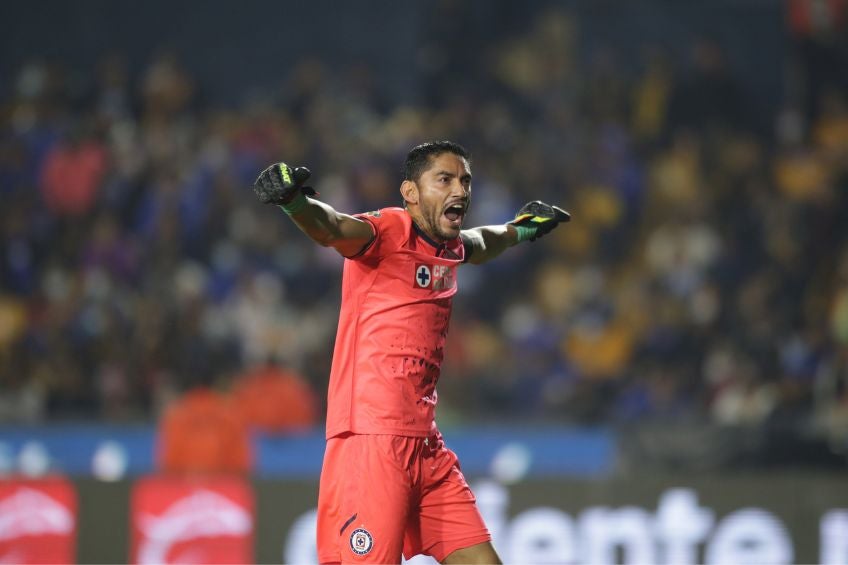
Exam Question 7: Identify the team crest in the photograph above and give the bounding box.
[413,263,456,290]
[350,528,373,555]
[414,265,432,288]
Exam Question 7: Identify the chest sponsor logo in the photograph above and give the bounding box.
[414,264,455,290]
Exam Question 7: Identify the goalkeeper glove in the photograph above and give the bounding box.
[253,163,316,206]
[510,200,571,242]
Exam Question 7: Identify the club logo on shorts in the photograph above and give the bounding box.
[350,528,374,555]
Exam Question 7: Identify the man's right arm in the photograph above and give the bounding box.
[253,162,374,258]
[286,196,375,258]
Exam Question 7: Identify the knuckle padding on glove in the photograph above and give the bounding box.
[254,162,309,205]
[511,200,571,241]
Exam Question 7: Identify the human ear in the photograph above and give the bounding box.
[400,180,419,206]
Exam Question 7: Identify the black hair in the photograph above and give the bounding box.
[403,140,471,182]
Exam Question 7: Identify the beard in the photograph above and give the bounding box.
[422,207,461,242]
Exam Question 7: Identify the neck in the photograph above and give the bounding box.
[406,210,447,247]
[406,207,445,244]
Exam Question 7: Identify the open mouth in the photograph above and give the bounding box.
[443,202,467,225]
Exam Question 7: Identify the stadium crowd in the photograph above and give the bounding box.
[1,5,847,461]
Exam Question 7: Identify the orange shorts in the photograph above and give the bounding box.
[316,431,491,564]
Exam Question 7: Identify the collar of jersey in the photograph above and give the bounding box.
[411,219,455,257]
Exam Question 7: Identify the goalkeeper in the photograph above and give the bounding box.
[254,141,569,565]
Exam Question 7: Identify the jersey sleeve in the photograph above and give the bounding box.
[459,232,475,263]
[348,208,407,262]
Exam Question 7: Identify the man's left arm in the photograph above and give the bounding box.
[461,224,519,265]
[461,200,570,265]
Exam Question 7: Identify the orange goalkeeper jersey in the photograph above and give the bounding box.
[325,207,465,439]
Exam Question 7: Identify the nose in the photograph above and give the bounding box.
[452,179,469,199]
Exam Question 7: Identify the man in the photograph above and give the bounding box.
[253,141,569,564]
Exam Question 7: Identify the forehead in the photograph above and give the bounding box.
[423,152,471,175]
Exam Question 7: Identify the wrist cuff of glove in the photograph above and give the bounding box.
[280,191,308,216]
[514,224,538,243]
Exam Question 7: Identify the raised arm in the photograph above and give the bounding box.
[254,163,374,257]
[461,224,520,265]
[462,200,571,265]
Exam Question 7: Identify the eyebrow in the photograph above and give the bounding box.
[434,170,473,182]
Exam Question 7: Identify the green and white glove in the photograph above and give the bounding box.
[510,200,571,242]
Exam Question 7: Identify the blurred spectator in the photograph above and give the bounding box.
[669,38,751,133]
[39,127,108,217]
[156,376,252,475]
[788,0,848,120]
[231,364,318,433]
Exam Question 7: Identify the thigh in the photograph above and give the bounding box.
[318,434,416,564]
[404,434,492,562]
